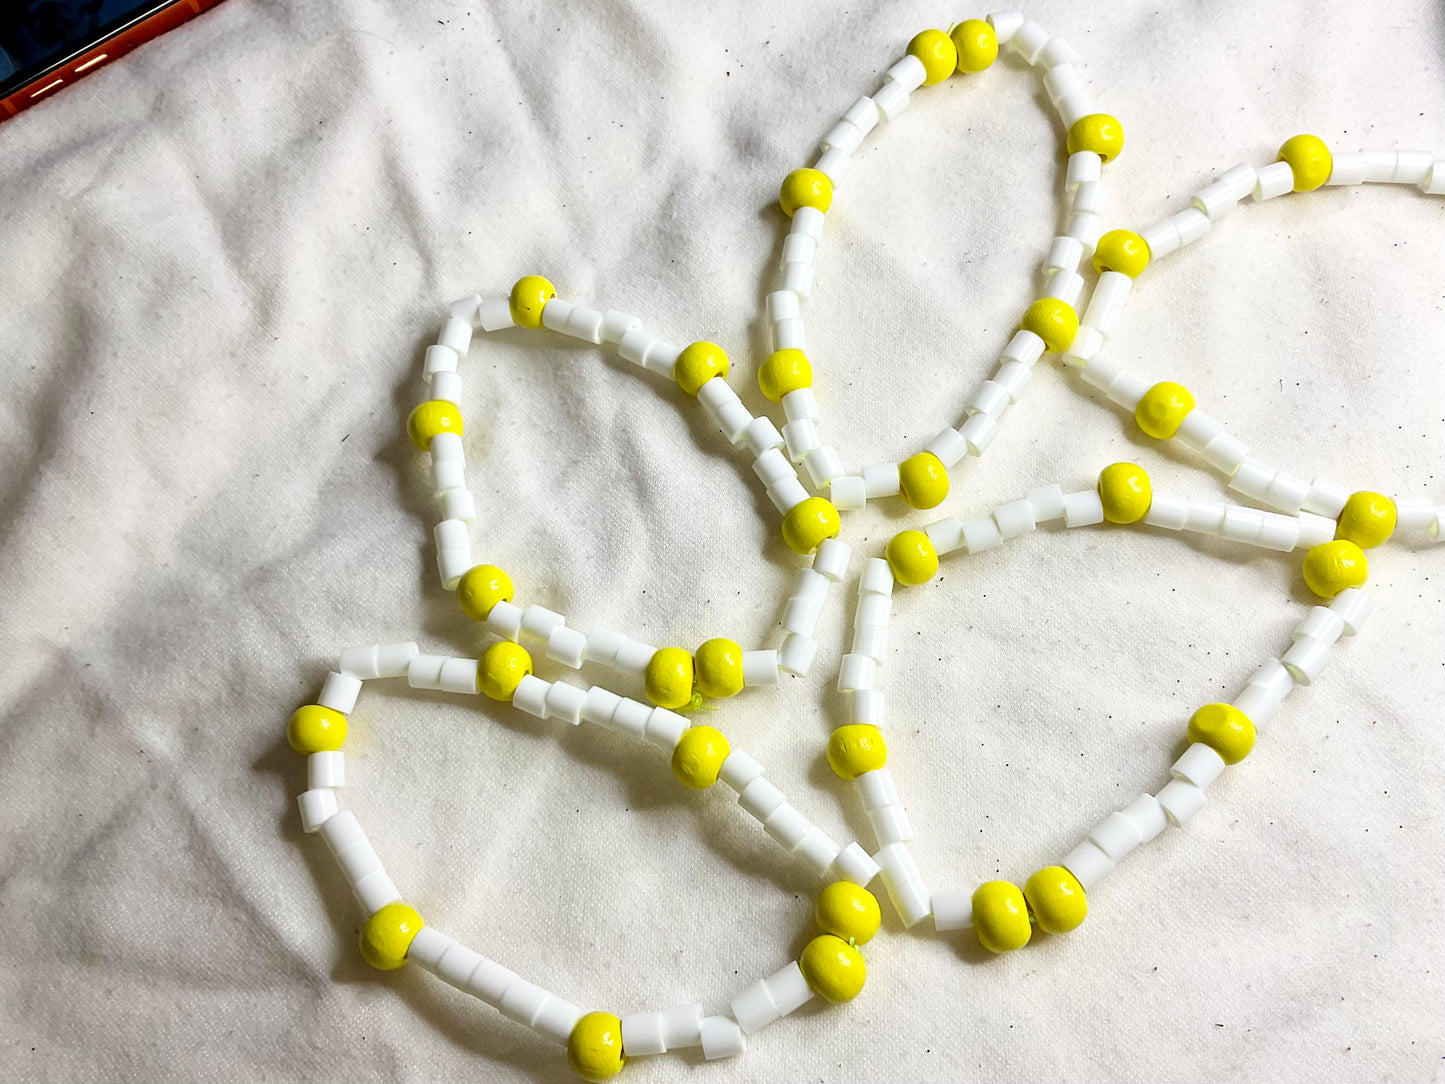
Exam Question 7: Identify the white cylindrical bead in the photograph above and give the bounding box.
[742,417,785,457]
[1120,793,1167,843]
[1007,19,1050,63]
[959,411,999,456]
[309,750,345,790]
[821,119,865,155]
[438,316,472,357]
[869,803,914,846]
[429,371,463,407]
[1045,235,1085,274]
[843,94,880,136]
[1063,490,1105,527]
[804,445,845,489]
[742,650,780,686]
[318,670,362,714]
[1281,636,1332,685]
[738,776,786,822]
[440,487,476,524]
[930,888,973,931]
[848,688,886,727]
[1066,209,1103,254]
[1082,270,1131,334]
[1087,811,1142,863]
[961,516,1003,554]
[778,633,817,676]
[546,625,587,669]
[298,788,338,833]
[768,476,811,514]
[762,802,813,850]
[814,537,851,582]
[1044,269,1084,309]
[872,79,909,120]
[477,296,514,331]
[512,674,550,719]
[992,498,1037,539]
[1156,779,1206,826]
[520,605,566,642]
[1330,588,1370,636]
[884,54,927,92]
[967,380,1011,419]
[1192,163,1257,219]
[925,427,969,468]
[1026,484,1066,522]
[1294,606,1345,645]
[782,418,820,462]
[718,749,764,792]
[543,680,587,724]
[1065,150,1101,189]
[986,11,1025,42]
[339,642,419,680]
[837,653,876,693]
[434,520,473,589]
[614,638,658,675]
[863,462,901,499]
[1138,218,1181,260]
[993,359,1031,402]
[1252,159,1296,200]
[925,517,964,556]
[700,1016,746,1061]
[859,558,893,596]
[407,654,480,695]
[1143,493,1189,530]
[874,842,931,927]
[423,344,459,380]
[1062,840,1114,889]
[831,841,881,886]
[1170,743,1226,789]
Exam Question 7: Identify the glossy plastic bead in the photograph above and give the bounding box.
[1134,382,1196,439]
[907,29,957,85]
[1020,297,1079,354]
[886,529,938,586]
[568,1012,627,1081]
[1302,540,1368,599]
[694,638,744,698]
[479,641,533,702]
[645,647,694,709]
[671,725,731,789]
[1066,114,1124,163]
[798,934,867,1002]
[781,497,841,555]
[406,400,463,450]
[1091,229,1150,277]
[1187,702,1256,764]
[1277,134,1332,192]
[758,349,813,402]
[509,275,556,328]
[779,169,833,217]
[897,452,949,510]
[674,342,730,396]
[826,724,887,780]
[1335,491,1397,549]
[1023,866,1088,934]
[972,880,1032,953]
[951,18,997,72]
[815,881,881,944]
[288,704,347,754]
[359,901,424,970]
[457,564,514,620]
[1098,462,1152,524]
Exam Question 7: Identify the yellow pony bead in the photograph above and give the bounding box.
[781,496,841,555]
[1066,113,1125,163]
[1302,539,1368,599]
[950,18,997,73]
[456,564,514,621]
[693,638,744,698]
[671,724,730,789]
[1092,229,1151,278]
[972,880,1032,953]
[358,901,424,970]
[1188,702,1257,765]
[645,647,694,709]
[799,934,867,1003]
[1020,297,1079,354]
[757,348,813,402]
[1023,866,1088,934]
[288,704,347,753]
[1134,381,1196,439]
[886,529,938,586]
[779,168,833,218]
[815,881,881,945]
[674,341,730,396]
[1097,462,1152,524]
[406,400,463,450]
[1277,134,1333,192]
[509,275,556,328]
[567,1012,626,1082]
[479,641,533,702]
[1336,491,1397,549]
[898,451,950,510]
[826,724,887,780]
[907,29,957,85]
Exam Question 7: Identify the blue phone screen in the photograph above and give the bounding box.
[1,1,169,97]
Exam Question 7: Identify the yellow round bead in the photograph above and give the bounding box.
[1134,381,1196,440]
[1188,702,1256,765]
[907,29,957,85]
[406,400,463,450]
[971,880,1032,953]
[693,638,744,698]
[815,881,882,945]
[898,451,949,510]
[1066,113,1125,163]
[886,529,938,586]
[288,704,347,753]
[674,341,729,396]
[758,349,813,402]
[509,275,556,328]
[358,901,424,970]
[1023,866,1088,934]
[779,168,833,218]
[479,641,533,702]
[1092,229,1151,278]
[950,19,997,73]
[1336,491,1397,549]
[1277,134,1333,192]
[799,934,867,1003]
[1097,462,1153,524]
[1302,539,1368,599]
[671,724,730,789]
[781,497,841,555]
[1020,297,1079,354]
[826,724,887,780]
[457,564,513,621]
[645,647,694,709]
[567,1012,626,1082]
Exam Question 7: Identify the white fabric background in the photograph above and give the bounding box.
[1,1,1442,1081]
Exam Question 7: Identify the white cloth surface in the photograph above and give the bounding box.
[1,1,1443,1081]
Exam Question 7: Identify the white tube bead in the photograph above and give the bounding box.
[1082,270,1131,334]
[1065,150,1101,189]
[1063,490,1105,527]
[477,296,514,331]
[1062,840,1114,889]
[1281,636,1332,685]
[1252,159,1296,200]
[1120,793,1167,843]
[1330,588,1370,636]
[423,344,458,380]
[339,642,419,680]
[1170,743,1226,789]
[986,12,1025,43]
[1156,779,1206,826]
[318,670,362,714]
[742,650,780,686]
[1045,235,1085,274]
[874,842,931,927]
[309,751,345,790]
[298,788,338,833]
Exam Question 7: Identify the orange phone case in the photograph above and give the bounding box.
[2,0,225,121]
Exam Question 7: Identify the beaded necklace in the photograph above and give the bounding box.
[284,13,1444,1080]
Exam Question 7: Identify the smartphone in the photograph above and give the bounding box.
[1,0,225,122]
